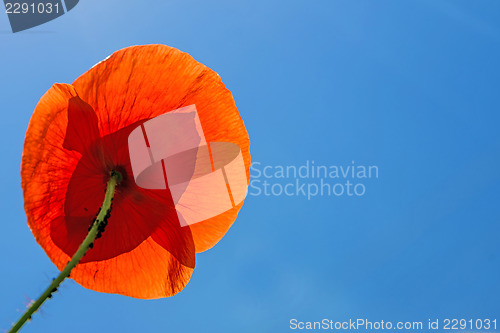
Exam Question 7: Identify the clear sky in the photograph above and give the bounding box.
[1,1,499,332]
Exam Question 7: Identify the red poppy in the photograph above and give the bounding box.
[21,45,250,299]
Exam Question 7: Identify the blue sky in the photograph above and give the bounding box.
[1,0,499,332]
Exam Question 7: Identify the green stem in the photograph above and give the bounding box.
[9,171,122,333]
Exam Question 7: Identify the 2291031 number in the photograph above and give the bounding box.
[443,318,497,330]
[5,2,60,14]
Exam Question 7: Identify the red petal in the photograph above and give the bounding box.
[72,45,251,253]
[63,97,100,154]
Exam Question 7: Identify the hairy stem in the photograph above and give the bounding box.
[9,171,122,333]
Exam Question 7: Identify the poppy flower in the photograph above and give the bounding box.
[21,44,251,299]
